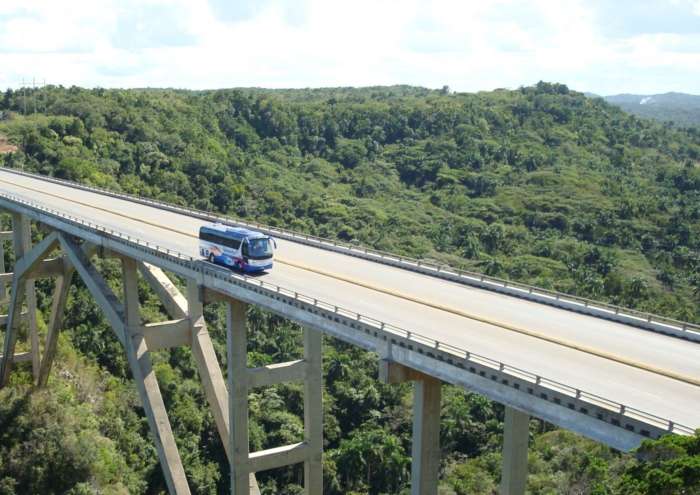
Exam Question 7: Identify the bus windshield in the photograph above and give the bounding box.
[245,237,273,259]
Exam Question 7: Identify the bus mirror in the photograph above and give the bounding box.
[271,237,277,249]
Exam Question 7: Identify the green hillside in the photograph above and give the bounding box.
[0,83,699,494]
[603,92,700,127]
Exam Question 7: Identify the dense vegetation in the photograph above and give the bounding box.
[603,92,700,127]
[0,83,699,494]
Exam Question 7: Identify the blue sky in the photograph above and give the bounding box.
[0,0,698,95]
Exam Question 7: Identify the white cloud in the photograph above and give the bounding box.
[0,0,698,94]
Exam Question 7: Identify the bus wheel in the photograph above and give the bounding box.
[208,253,215,264]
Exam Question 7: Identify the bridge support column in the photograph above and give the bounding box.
[0,228,10,301]
[500,406,529,495]
[226,298,323,495]
[303,327,323,494]
[379,360,441,495]
[10,214,40,380]
[227,299,251,495]
[37,270,70,387]
[411,376,441,495]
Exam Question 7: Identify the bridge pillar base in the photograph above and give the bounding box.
[500,406,529,495]
[380,360,441,495]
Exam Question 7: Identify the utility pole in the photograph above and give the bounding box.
[32,77,36,114]
[21,78,26,115]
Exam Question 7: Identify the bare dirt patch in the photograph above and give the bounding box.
[0,134,18,154]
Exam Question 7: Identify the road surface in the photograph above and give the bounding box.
[1,169,698,429]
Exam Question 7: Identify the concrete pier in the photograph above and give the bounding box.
[500,406,530,495]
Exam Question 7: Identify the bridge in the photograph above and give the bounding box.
[0,166,698,495]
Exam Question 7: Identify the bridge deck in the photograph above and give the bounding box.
[1,169,698,430]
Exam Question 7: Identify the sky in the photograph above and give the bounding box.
[0,0,698,95]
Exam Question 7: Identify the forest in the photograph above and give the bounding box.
[0,82,699,494]
[603,92,700,127]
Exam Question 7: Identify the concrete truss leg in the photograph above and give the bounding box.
[12,214,42,381]
[411,376,441,495]
[500,407,529,495]
[59,235,127,344]
[228,298,251,495]
[122,258,191,495]
[0,228,8,301]
[303,328,323,494]
[187,279,232,459]
[379,360,441,495]
[0,229,60,386]
[138,262,188,319]
[36,243,98,387]
[37,270,71,387]
[0,274,26,386]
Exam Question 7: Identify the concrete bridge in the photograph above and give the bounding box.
[0,167,698,494]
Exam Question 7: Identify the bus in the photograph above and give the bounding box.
[199,223,275,273]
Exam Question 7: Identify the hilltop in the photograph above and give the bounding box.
[602,92,700,126]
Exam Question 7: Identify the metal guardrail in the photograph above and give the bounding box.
[2,167,699,342]
[0,189,694,439]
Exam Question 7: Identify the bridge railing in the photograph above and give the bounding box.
[0,189,694,439]
[2,167,699,342]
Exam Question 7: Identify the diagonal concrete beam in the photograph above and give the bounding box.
[187,279,233,458]
[37,273,71,387]
[139,262,188,318]
[140,263,229,449]
[58,234,126,345]
[37,243,97,388]
[12,230,59,282]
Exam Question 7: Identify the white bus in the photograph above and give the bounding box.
[199,223,275,273]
